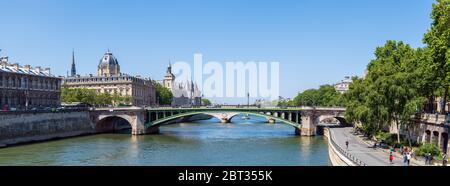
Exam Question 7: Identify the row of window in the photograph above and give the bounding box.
[65,76,148,84]
[0,92,60,107]
[0,74,60,91]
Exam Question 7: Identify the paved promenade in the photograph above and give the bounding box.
[330,127,418,166]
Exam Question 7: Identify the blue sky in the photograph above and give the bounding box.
[0,0,435,103]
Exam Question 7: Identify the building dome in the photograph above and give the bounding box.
[99,51,119,66]
[97,50,120,76]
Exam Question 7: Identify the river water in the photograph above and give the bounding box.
[0,115,330,166]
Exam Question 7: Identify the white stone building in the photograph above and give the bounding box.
[334,76,352,94]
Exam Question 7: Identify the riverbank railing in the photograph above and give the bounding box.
[328,129,367,166]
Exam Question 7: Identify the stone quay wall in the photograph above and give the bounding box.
[0,111,96,147]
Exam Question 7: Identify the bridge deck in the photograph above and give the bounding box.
[144,107,346,112]
[92,106,346,112]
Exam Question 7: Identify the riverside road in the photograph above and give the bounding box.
[330,127,417,166]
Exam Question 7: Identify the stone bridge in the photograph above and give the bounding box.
[89,107,346,136]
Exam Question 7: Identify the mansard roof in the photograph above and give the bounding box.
[0,57,55,77]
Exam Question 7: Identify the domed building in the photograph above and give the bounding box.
[63,50,156,107]
[98,50,120,77]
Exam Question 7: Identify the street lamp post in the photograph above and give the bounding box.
[247,92,250,108]
[25,76,29,111]
[201,94,204,107]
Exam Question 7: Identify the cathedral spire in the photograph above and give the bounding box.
[71,50,76,77]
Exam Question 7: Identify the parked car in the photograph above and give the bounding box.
[379,142,390,149]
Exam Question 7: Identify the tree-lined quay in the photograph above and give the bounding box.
[277,0,450,163]
[344,0,450,159]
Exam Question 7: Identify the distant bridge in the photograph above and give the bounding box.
[89,107,347,136]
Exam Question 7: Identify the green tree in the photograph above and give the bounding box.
[202,99,212,106]
[153,81,173,105]
[61,87,97,105]
[61,87,117,107]
[345,41,429,143]
[292,85,344,107]
[97,92,113,106]
[423,0,450,114]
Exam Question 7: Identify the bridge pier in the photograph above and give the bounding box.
[267,118,276,124]
[295,128,301,135]
[145,125,160,134]
[300,114,318,136]
[207,113,239,124]
[220,118,231,123]
[131,126,159,135]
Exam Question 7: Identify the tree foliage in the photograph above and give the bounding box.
[202,99,212,106]
[423,0,450,113]
[344,41,430,140]
[291,85,344,107]
[153,81,173,105]
[61,87,132,106]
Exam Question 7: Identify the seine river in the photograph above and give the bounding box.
[0,115,330,166]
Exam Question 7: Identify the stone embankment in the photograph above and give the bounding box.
[0,111,95,147]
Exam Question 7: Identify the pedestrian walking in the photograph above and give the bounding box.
[345,141,349,150]
[443,153,448,166]
[403,153,408,165]
[389,152,394,164]
[428,153,434,165]
[406,152,411,166]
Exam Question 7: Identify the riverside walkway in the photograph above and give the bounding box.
[330,127,417,166]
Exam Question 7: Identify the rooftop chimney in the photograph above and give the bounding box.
[24,65,31,71]
[12,63,19,70]
[35,66,41,73]
[0,61,7,68]
[0,57,8,63]
[44,68,51,74]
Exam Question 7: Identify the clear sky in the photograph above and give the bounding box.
[0,0,435,103]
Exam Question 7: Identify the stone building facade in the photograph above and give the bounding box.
[62,51,156,107]
[334,76,352,94]
[0,56,61,110]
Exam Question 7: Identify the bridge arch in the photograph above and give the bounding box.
[96,115,134,133]
[334,117,349,126]
[148,111,301,129]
